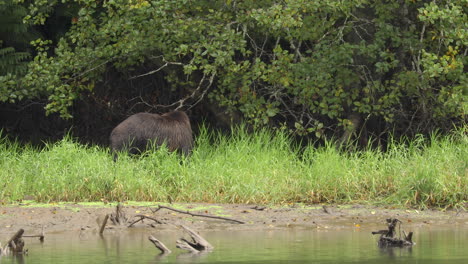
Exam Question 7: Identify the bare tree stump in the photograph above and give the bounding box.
[109,203,127,225]
[372,218,415,247]
[176,225,213,253]
[4,229,26,254]
[148,235,172,255]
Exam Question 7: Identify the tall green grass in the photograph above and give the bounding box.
[0,127,466,208]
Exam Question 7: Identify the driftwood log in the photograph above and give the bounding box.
[176,225,213,253]
[148,225,213,255]
[148,235,172,255]
[372,218,415,247]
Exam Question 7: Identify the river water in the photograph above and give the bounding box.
[3,225,467,263]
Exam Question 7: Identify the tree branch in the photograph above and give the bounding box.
[152,205,245,224]
[129,59,184,80]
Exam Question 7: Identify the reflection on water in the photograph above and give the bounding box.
[2,225,467,263]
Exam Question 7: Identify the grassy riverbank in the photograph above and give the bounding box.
[0,127,466,208]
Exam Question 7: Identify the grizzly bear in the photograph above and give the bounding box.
[110,111,193,160]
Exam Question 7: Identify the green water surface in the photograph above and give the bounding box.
[3,225,467,263]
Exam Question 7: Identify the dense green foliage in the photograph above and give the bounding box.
[0,0,466,139]
[0,0,32,76]
[1,127,466,208]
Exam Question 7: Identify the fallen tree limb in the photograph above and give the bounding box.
[22,226,45,242]
[153,205,245,224]
[128,215,164,227]
[148,235,172,254]
[176,225,213,253]
[127,217,143,228]
[22,235,45,242]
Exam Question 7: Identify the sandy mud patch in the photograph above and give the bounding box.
[1,202,467,235]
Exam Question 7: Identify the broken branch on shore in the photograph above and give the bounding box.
[152,205,245,224]
[372,218,415,247]
[251,205,266,211]
[148,235,172,255]
[128,214,164,227]
[176,225,213,253]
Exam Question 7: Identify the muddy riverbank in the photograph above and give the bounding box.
[1,202,467,236]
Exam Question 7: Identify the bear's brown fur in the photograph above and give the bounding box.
[110,111,192,160]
